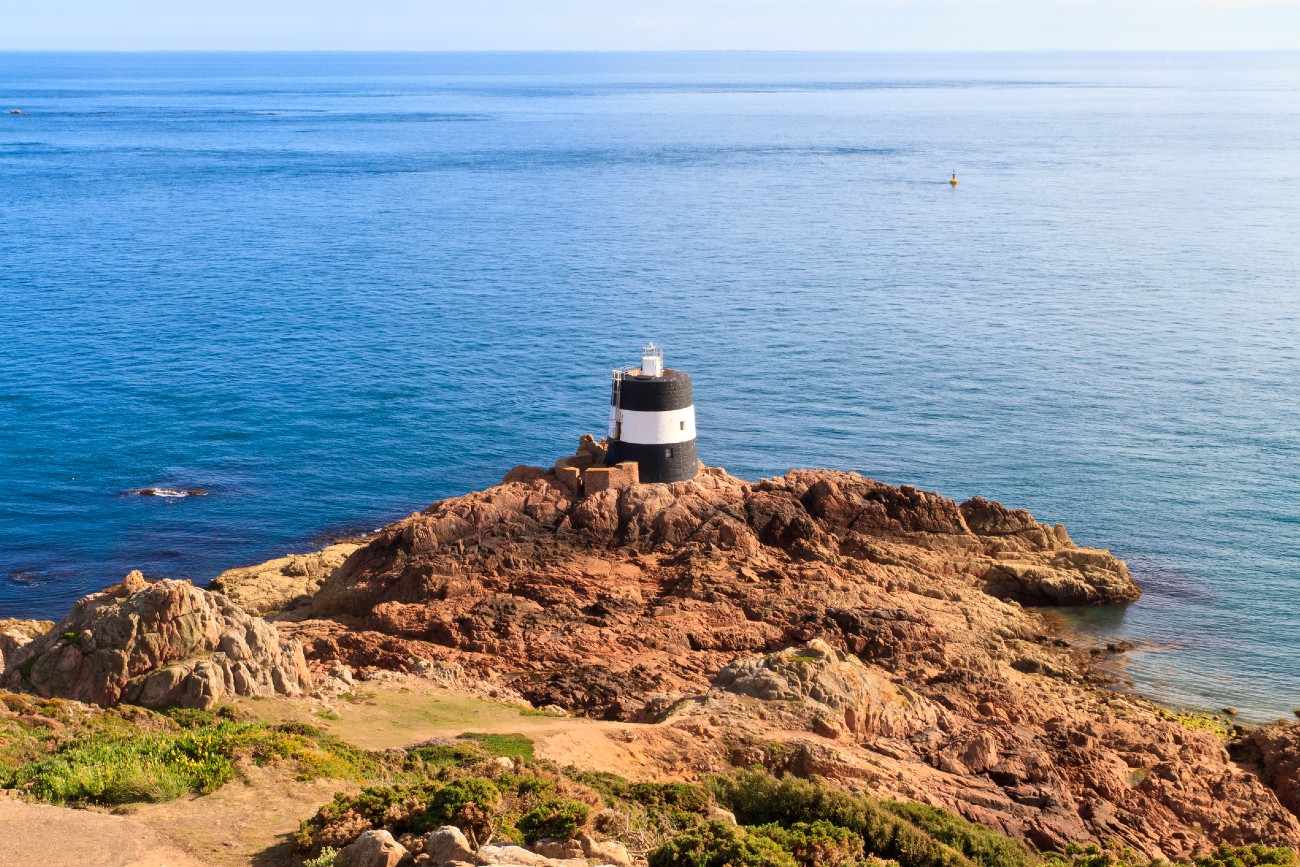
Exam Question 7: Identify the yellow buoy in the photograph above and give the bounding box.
[949,171,958,186]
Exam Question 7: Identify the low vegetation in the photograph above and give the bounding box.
[1155,708,1240,742]
[1048,842,1297,867]
[0,692,382,805]
[4,691,1294,867]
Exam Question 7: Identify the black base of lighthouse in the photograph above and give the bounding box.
[607,439,698,484]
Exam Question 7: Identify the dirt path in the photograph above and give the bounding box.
[236,678,675,779]
[0,682,689,867]
[0,798,210,867]
[130,766,347,867]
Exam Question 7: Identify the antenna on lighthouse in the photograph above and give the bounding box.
[641,343,663,377]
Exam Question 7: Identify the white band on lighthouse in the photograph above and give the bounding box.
[609,406,695,445]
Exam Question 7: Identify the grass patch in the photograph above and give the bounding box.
[458,732,535,761]
[0,693,388,806]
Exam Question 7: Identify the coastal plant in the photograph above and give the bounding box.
[0,694,384,806]
[647,819,798,867]
[749,820,864,866]
[303,847,339,867]
[708,769,1025,867]
[424,776,502,840]
[518,797,591,843]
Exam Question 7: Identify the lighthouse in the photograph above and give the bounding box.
[606,344,698,483]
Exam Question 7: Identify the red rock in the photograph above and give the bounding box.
[267,460,1294,856]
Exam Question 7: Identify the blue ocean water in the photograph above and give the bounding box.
[1,52,1298,719]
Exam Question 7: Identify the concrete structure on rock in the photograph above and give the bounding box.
[606,344,698,484]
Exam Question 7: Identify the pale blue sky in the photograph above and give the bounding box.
[5,0,1300,51]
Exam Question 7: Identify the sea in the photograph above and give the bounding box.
[1,51,1297,720]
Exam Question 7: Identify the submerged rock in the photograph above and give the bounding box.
[4,571,311,709]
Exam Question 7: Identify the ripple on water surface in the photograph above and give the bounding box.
[1,51,1298,720]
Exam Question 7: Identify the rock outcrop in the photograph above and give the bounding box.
[271,458,1296,859]
[337,829,408,867]
[711,640,940,741]
[0,618,53,677]
[5,571,311,709]
[210,542,360,616]
[1239,722,1300,819]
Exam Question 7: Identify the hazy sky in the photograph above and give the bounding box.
[5,0,1300,51]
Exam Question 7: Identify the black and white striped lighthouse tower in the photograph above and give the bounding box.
[606,344,698,484]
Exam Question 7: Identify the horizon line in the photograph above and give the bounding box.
[4,47,1300,54]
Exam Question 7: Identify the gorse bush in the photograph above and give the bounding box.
[709,769,1005,867]
[648,819,798,867]
[1047,842,1298,867]
[518,797,591,843]
[879,799,1037,867]
[750,820,865,867]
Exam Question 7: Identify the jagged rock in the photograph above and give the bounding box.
[4,573,310,709]
[337,829,408,867]
[258,458,1298,857]
[318,659,356,695]
[0,619,53,676]
[424,826,474,865]
[1239,722,1300,819]
[713,640,940,740]
[210,542,360,616]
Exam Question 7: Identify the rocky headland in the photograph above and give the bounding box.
[2,441,1298,867]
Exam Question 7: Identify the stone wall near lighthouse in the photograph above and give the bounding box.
[607,354,698,484]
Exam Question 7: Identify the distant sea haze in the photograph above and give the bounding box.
[1,51,1298,720]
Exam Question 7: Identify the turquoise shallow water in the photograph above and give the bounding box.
[1,51,1298,719]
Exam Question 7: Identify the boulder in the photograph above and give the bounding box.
[336,829,408,867]
[4,572,311,709]
[531,839,582,860]
[424,826,474,865]
[578,833,633,867]
[473,843,586,865]
[0,619,53,676]
[713,640,940,740]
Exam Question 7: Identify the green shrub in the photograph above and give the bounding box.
[423,776,501,839]
[518,797,591,843]
[649,819,798,867]
[1194,844,1297,867]
[5,715,377,806]
[303,847,338,867]
[1045,841,1298,867]
[709,769,1023,867]
[880,800,1035,867]
[751,820,864,867]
